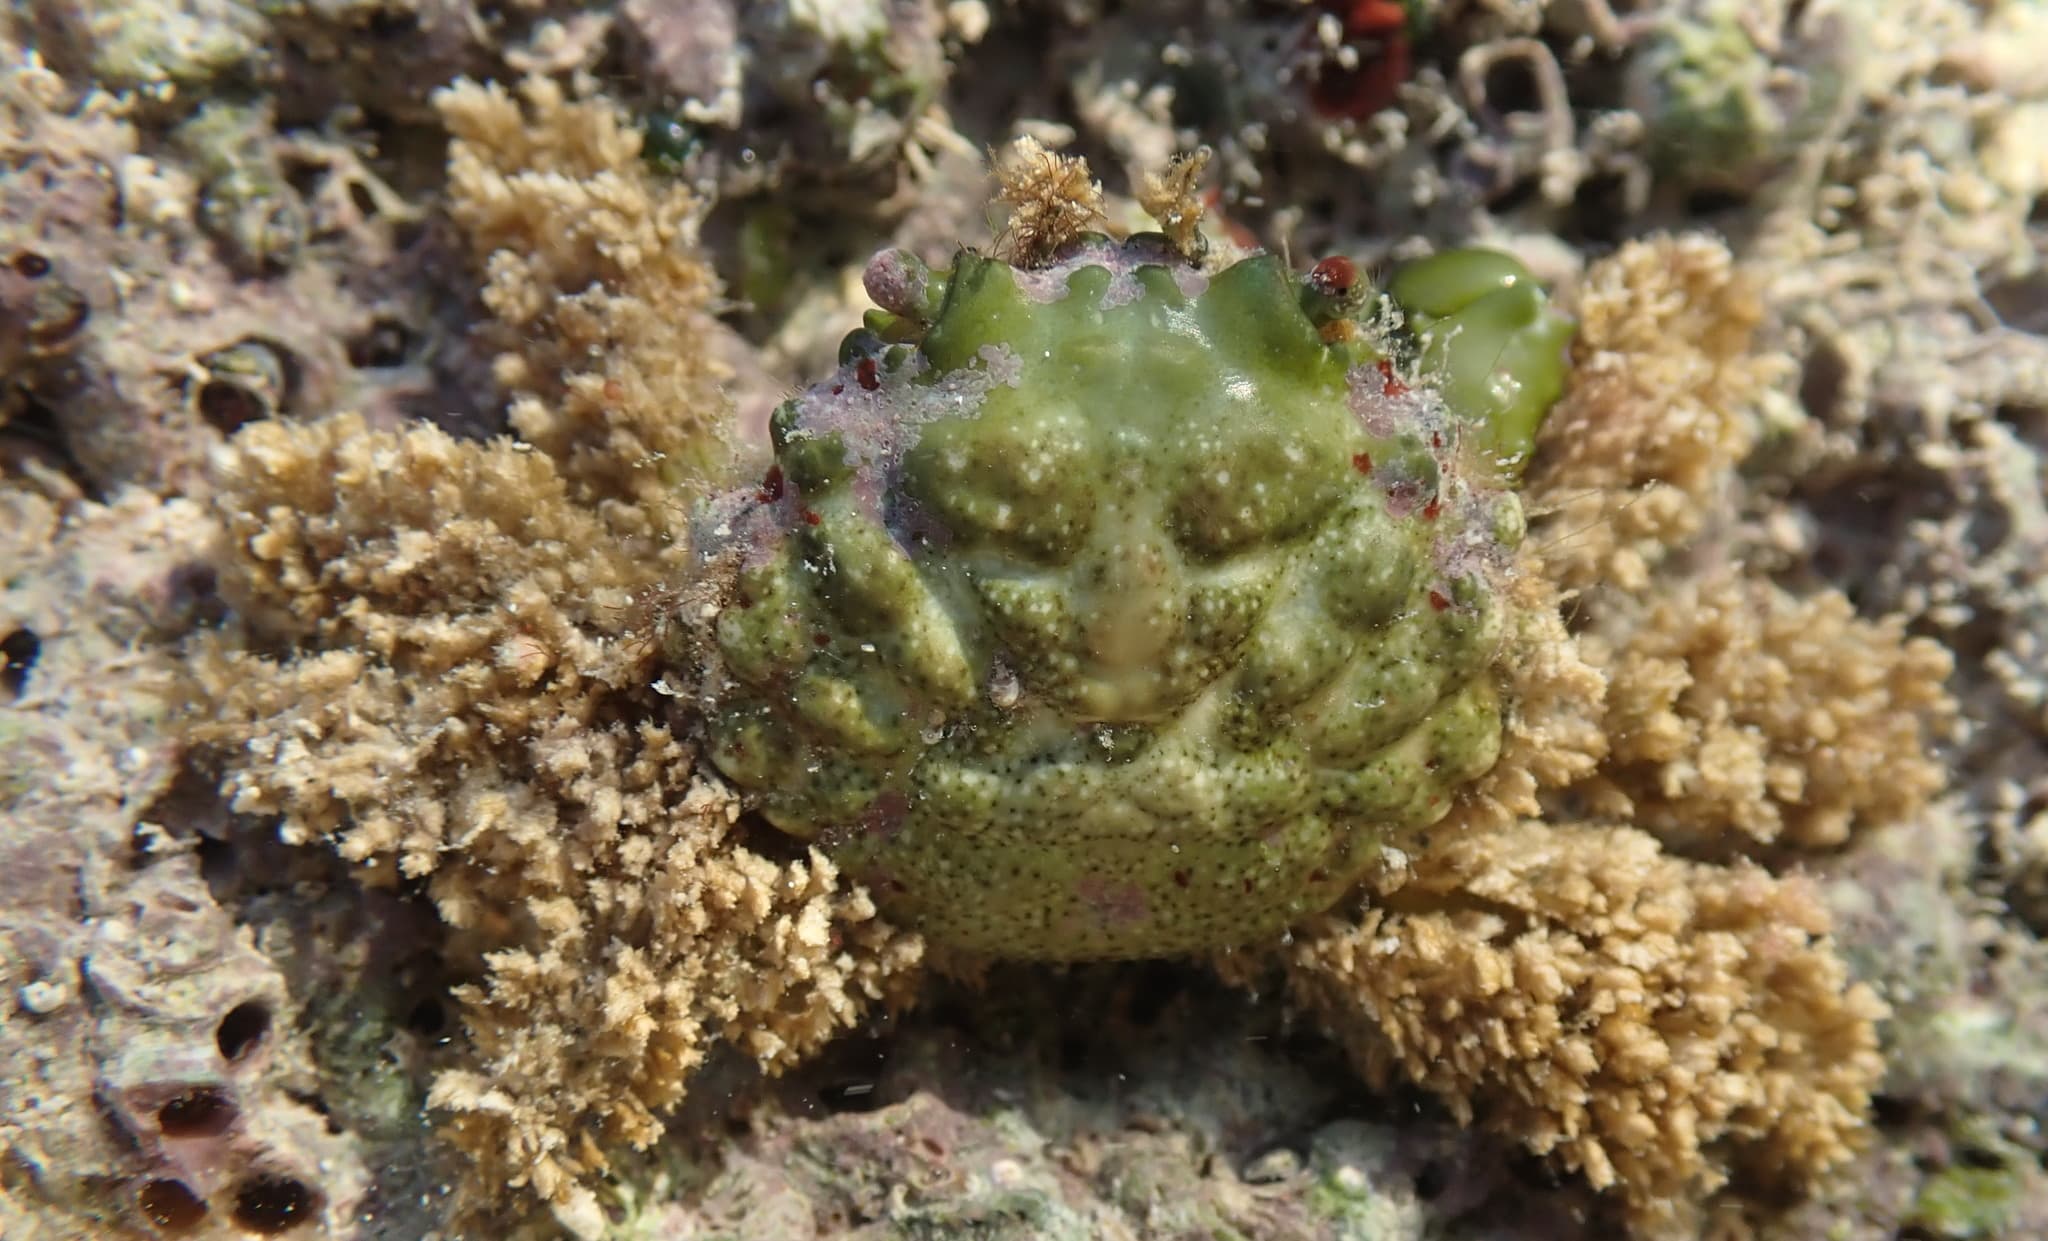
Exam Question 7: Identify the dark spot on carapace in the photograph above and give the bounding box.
[13,250,50,279]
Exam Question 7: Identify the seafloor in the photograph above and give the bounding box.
[5,1,2048,1239]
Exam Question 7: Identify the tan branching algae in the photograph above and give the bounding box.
[1525,233,1783,592]
[195,81,923,1239]
[1585,570,1955,853]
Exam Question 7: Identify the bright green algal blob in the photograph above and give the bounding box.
[1387,249,1574,476]
[692,235,1571,958]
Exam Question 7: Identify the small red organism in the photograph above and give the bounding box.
[1428,587,1450,611]
[1352,451,1374,475]
[1309,255,1357,297]
[757,463,785,503]
[1308,1,1415,121]
[801,508,821,526]
[1376,358,1407,397]
[1422,495,1441,521]
[856,356,881,391]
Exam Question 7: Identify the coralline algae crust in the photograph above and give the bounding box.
[694,235,1565,959]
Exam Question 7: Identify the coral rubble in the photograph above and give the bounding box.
[1,486,366,1240]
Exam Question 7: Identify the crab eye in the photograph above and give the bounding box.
[1310,255,1357,295]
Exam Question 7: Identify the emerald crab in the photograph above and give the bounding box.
[688,228,1572,959]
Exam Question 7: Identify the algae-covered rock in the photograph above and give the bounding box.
[1624,0,1851,193]
[1905,1121,2044,1240]
[63,0,267,99]
[691,234,1570,958]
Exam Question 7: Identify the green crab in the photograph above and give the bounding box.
[689,232,1572,959]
